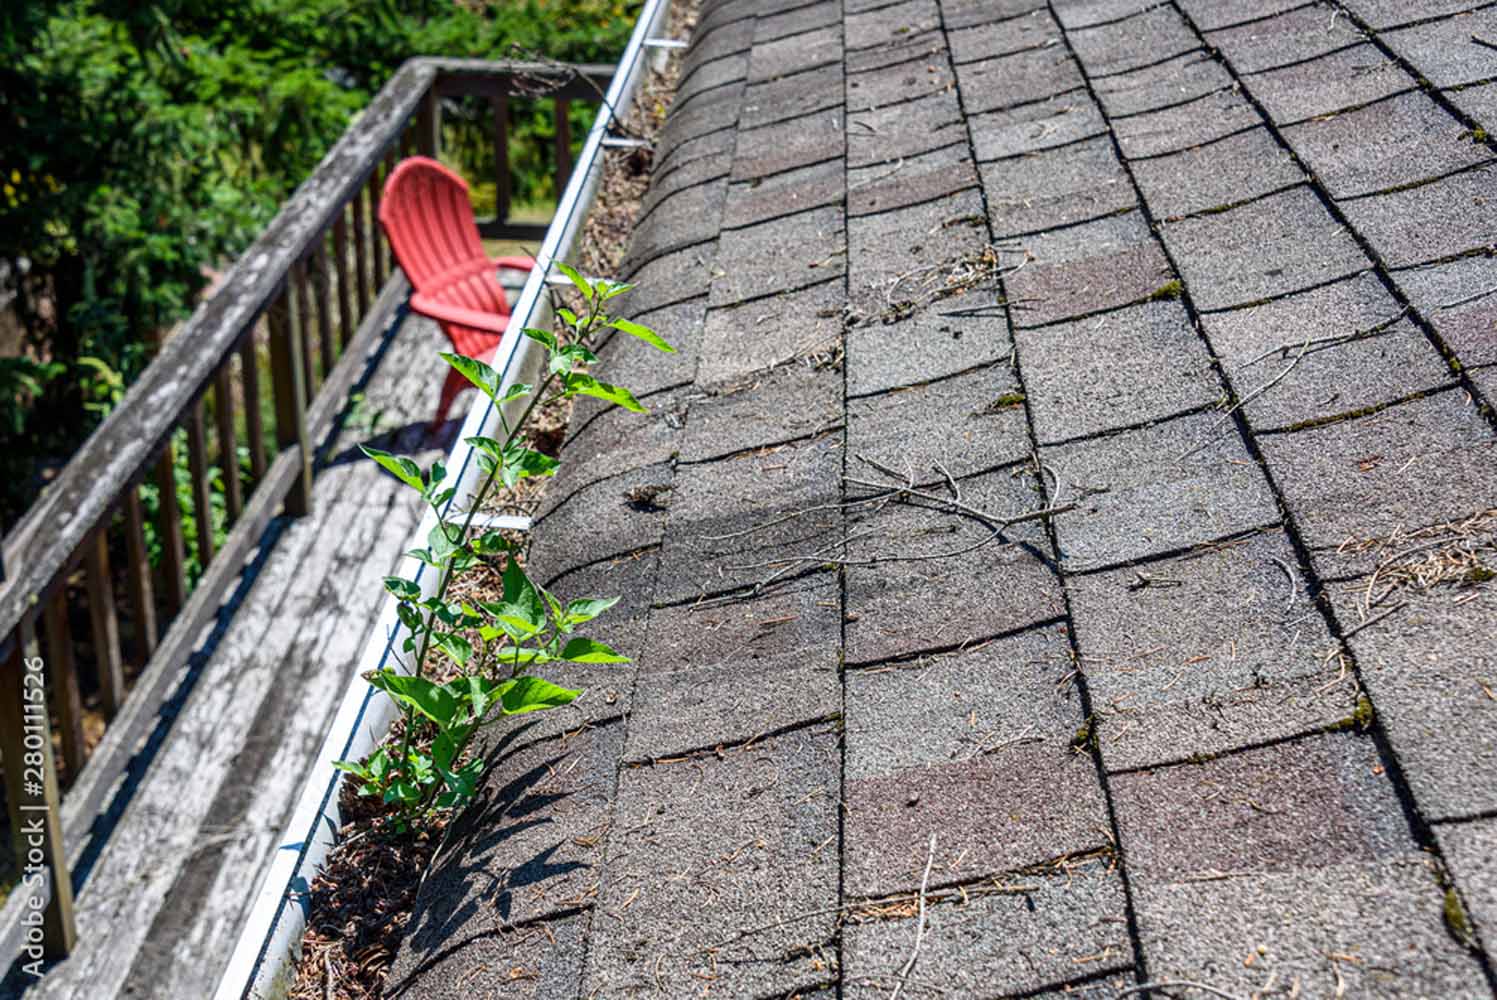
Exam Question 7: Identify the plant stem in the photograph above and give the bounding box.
[393,294,608,817]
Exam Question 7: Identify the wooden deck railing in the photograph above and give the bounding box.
[0,57,611,962]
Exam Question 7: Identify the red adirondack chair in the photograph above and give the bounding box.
[378,157,535,429]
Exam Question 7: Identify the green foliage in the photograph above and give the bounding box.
[339,268,670,828]
[0,0,637,527]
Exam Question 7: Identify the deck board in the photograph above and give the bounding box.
[1,312,452,999]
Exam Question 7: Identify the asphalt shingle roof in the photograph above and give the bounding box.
[386,0,1497,996]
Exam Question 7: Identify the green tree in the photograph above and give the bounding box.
[0,0,635,528]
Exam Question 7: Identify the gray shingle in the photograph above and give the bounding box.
[741,62,844,130]
[680,361,844,462]
[1200,273,1452,432]
[1245,43,1414,125]
[755,0,842,44]
[709,205,846,309]
[1111,89,1263,159]
[1041,409,1280,571]
[698,278,845,386]
[748,24,842,83]
[1393,253,1497,369]
[980,134,1136,237]
[1070,530,1351,772]
[1342,0,1489,30]
[847,365,1030,480]
[1282,91,1492,199]
[1445,78,1497,128]
[731,108,844,180]
[1339,164,1497,269]
[1380,9,1497,88]
[1335,589,1497,821]
[1258,388,1497,556]
[388,912,587,1000]
[655,432,844,601]
[969,92,1108,160]
[849,90,969,168]
[846,0,942,49]
[627,576,841,758]
[1436,817,1497,944]
[722,157,845,230]
[842,859,1129,997]
[1005,210,1174,327]
[845,27,945,74]
[850,142,979,217]
[1176,0,1305,31]
[1160,186,1370,311]
[1020,299,1221,443]
[1093,49,1233,117]
[954,46,1088,116]
[1052,0,1157,30]
[844,469,1065,663]
[846,188,989,314]
[1068,6,1200,78]
[943,0,1047,31]
[844,745,1110,897]
[583,727,841,997]
[1130,125,1305,219]
[1205,3,1368,74]
[845,288,1013,396]
[847,52,956,109]
[1133,858,1491,998]
[1114,732,1411,878]
[947,8,1059,66]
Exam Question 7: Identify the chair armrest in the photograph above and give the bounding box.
[410,293,513,335]
[492,255,535,272]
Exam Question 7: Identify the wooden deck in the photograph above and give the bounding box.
[1,309,451,999]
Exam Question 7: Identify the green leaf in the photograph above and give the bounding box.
[384,576,421,601]
[560,637,630,663]
[441,352,502,401]
[609,317,675,353]
[563,596,620,627]
[369,671,460,727]
[434,632,472,668]
[502,558,547,623]
[362,446,423,491]
[564,373,645,413]
[500,675,581,715]
[522,326,558,351]
[501,445,559,488]
[554,261,593,301]
[480,600,546,641]
[499,382,532,404]
[599,280,633,300]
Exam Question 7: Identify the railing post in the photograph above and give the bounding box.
[417,85,440,159]
[85,527,127,716]
[492,92,511,225]
[554,98,573,195]
[154,442,189,616]
[267,288,314,517]
[0,624,78,958]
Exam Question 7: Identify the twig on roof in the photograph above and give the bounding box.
[889,833,937,1000]
[1113,981,1243,1000]
[1341,601,1407,640]
[1238,307,1408,368]
[1269,556,1299,613]
[1179,336,1314,461]
[1439,283,1497,309]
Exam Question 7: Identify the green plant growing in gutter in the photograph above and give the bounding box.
[335,263,672,829]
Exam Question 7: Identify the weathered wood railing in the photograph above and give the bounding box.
[0,57,610,964]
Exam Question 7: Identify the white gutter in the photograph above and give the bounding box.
[212,2,673,995]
